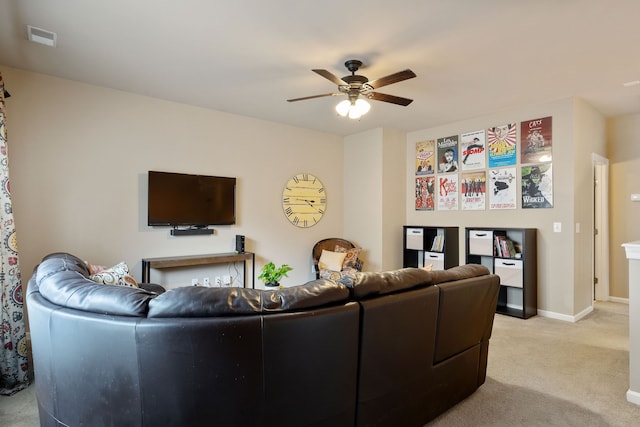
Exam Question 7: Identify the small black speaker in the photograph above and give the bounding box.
[235,235,245,253]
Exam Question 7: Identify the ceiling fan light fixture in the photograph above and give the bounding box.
[336,98,371,119]
[335,99,351,117]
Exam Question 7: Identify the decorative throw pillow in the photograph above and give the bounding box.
[334,245,361,269]
[319,267,358,287]
[86,262,108,275]
[318,249,347,272]
[90,262,139,288]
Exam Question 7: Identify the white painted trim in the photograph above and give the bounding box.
[623,242,640,260]
[627,389,640,406]
[609,296,629,304]
[592,155,610,302]
[537,305,594,323]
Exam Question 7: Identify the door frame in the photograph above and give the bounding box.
[592,153,610,301]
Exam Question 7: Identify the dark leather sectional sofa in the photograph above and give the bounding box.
[27,252,500,427]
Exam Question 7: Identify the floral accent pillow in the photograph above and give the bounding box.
[334,245,361,270]
[319,267,359,287]
[89,262,139,288]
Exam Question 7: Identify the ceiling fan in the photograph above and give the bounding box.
[287,59,417,118]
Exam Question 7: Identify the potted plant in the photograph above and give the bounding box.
[258,262,293,287]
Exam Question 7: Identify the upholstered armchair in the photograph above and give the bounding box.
[312,238,363,280]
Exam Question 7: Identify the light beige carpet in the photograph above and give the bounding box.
[428,301,640,426]
[1,302,639,426]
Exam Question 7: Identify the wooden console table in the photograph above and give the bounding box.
[141,252,255,288]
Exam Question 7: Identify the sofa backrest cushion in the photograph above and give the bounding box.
[147,279,350,318]
[349,268,432,299]
[433,274,500,364]
[429,264,491,284]
[32,255,159,317]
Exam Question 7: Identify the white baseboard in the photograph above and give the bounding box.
[609,296,629,304]
[627,389,640,406]
[537,305,594,323]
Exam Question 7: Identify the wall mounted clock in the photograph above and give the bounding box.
[282,173,326,228]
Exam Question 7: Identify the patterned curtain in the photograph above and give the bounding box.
[0,72,29,395]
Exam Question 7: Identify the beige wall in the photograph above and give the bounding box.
[406,98,604,318]
[5,65,624,318]
[608,113,640,298]
[343,128,406,272]
[572,99,607,311]
[2,66,345,289]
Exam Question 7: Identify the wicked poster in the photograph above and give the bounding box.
[487,123,517,168]
[488,167,517,210]
[522,163,553,208]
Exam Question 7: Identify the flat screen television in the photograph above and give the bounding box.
[147,171,236,227]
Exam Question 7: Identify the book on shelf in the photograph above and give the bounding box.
[494,235,518,258]
[430,233,445,252]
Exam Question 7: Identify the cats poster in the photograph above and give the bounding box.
[521,116,552,164]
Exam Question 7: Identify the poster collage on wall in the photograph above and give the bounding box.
[415,116,553,211]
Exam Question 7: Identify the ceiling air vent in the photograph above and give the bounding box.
[27,25,57,47]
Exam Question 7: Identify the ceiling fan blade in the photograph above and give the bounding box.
[287,93,340,102]
[367,69,416,89]
[312,69,348,86]
[370,92,414,106]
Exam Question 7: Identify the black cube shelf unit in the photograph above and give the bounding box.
[403,226,459,270]
[465,227,537,319]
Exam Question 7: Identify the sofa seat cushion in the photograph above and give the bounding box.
[349,268,433,299]
[148,279,350,318]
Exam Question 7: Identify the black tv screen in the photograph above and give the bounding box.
[147,171,236,227]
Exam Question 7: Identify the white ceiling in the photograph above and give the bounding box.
[1,0,639,136]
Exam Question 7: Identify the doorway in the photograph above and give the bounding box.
[593,153,610,301]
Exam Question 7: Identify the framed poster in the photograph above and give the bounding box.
[489,167,517,209]
[438,174,459,210]
[415,176,435,211]
[487,123,517,168]
[521,116,552,164]
[461,171,486,210]
[415,140,436,175]
[522,164,553,208]
[460,129,486,171]
[436,135,459,173]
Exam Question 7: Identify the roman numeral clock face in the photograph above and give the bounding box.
[282,173,326,228]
